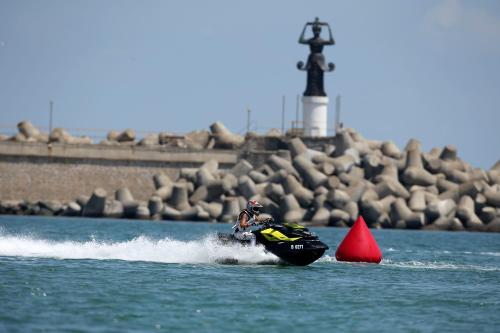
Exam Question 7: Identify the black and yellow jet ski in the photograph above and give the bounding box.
[217,221,329,266]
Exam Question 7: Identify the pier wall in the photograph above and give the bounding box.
[0,142,239,201]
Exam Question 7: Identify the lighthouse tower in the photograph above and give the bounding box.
[297,17,335,137]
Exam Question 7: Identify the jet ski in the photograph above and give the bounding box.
[217,221,329,266]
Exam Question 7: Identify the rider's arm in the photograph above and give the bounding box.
[239,213,250,229]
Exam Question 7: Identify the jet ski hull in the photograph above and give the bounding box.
[261,239,328,266]
[216,222,329,266]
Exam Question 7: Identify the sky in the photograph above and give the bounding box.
[0,0,499,169]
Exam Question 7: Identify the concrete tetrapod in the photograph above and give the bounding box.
[334,130,356,156]
[196,168,216,187]
[406,147,424,169]
[115,188,139,218]
[39,200,63,215]
[249,170,268,184]
[279,194,304,223]
[437,178,459,193]
[456,195,484,230]
[153,174,173,200]
[222,173,238,192]
[195,205,211,221]
[116,129,136,143]
[148,196,164,218]
[257,164,274,176]
[331,154,357,174]
[288,137,308,158]
[168,184,192,211]
[200,159,219,174]
[360,196,396,222]
[265,183,285,204]
[177,206,199,221]
[324,175,341,190]
[442,167,470,184]
[293,155,328,189]
[238,175,258,199]
[439,145,457,161]
[155,186,173,201]
[177,180,194,194]
[374,161,399,183]
[83,188,107,217]
[64,201,82,216]
[104,200,123,218]
[306,194,327,225]
[344,201,359,223]
[363,153,382,179]
[484,190,500,208]
[373,179,410,200]
[315,161,335,176]
[403,166,437,187]
[17,121,41,140]
[426,199,456,221]
[230,159,253,177]
[267,169,289,184]
[138,133,159,146]
[197,201,223,220]
[339,167,364,186]
[136,205,151,220]
[179,169,198,183]
[345,181,367,203]
[390,198,425,229]
[267,155,300,178]
[485,218,500,232]
[479,206,498,224]
[189,186,208,205]
[381,141,402,159]
[260,197,280,219]
[360,188,379,203]
[282,175,314,207]
[311,207,330,226]
[76,195,89,208]
[409,190,426,212]
[115,188,134,203]
[162,206,181,220]
[220,197,240,222]
[209,121,244,149]
[206,180,226,202]
[329,209,351,227]
[426,216,464,231]
[49,128,73,143]
[326,189,351,209]
[439,181,482,201]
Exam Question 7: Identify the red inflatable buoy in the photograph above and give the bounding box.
[335,216,382,263]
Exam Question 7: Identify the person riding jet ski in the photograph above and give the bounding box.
[233,200,271,246]
[218,200,328,265]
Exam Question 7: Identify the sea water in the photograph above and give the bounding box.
[0,216,499,333]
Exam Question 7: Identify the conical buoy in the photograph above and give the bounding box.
[335,216,382,264]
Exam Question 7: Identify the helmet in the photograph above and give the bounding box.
[247,200,263,216]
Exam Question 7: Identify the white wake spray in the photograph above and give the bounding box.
[0,232,279,265]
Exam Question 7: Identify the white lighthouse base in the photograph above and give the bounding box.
[302,96,329,137]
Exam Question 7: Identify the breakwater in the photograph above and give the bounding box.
[1,121,499,232]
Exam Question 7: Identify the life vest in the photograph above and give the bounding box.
[232,209,256,233]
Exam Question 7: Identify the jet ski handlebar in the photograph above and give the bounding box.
[252,217,275,226]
